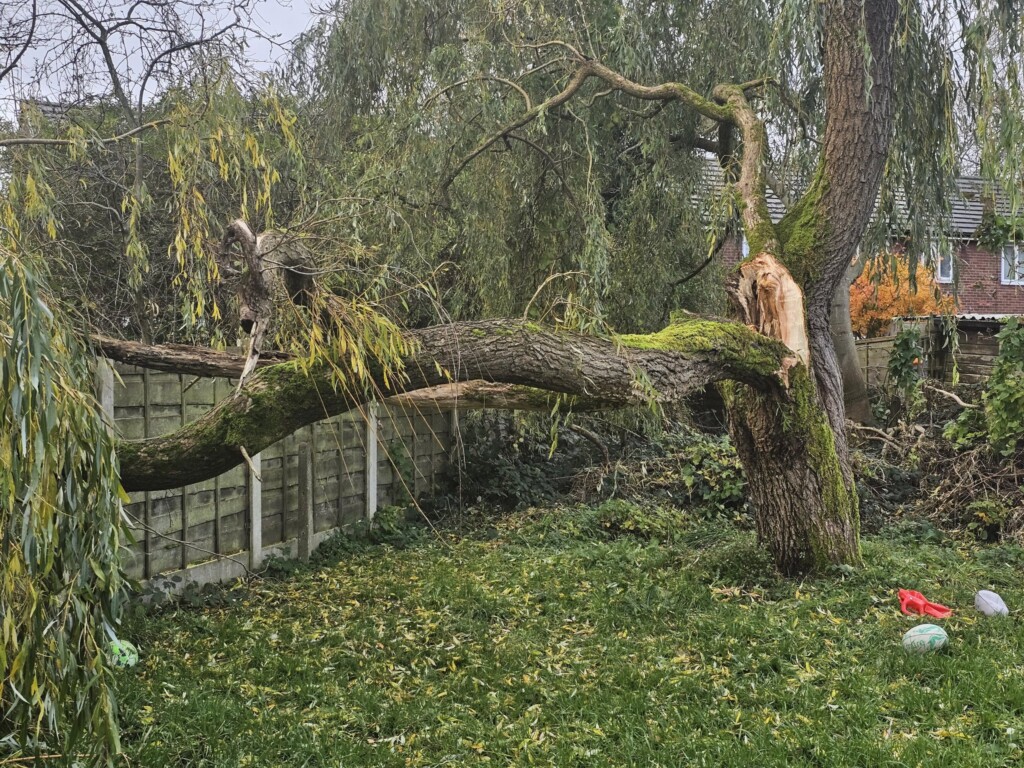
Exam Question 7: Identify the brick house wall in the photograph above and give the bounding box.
[949,242,1024,315]
[720,235,744,268]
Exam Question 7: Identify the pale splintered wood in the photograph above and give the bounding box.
[734,254,808,369]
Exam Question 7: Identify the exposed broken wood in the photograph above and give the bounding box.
[730,253,810,366]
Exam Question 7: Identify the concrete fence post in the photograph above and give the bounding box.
[95,359,115,426]
[298,442,314,560]
[248,452,263,570]
[365,403,379,525]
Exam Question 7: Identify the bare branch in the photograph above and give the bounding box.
[0,118,171,149]
[922,381,978,409]
[136,17,240,117]
[424,75,533,110]
[0,0,37,84]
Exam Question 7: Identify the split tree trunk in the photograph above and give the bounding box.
[726,255,860,573]
[716,0,896,572]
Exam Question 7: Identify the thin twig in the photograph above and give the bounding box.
[922,381,978,409]
[240,446,262,481]
[124,511,254,578]
[848,421,901,451]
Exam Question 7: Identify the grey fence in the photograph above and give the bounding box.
[99,362,452,587]
[855,335,897,387]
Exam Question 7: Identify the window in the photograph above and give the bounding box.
[1001,244,1024,285]
[921,245,953,283]
[935,248,953,283]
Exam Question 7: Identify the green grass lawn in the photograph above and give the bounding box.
[116,509,1024,767]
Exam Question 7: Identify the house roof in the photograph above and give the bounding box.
[699,156,1018,238]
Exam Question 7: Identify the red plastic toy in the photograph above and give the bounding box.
[898,589,952,619]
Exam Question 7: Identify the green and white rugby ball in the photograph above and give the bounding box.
[902,623,948,654]
[108,639,139,668]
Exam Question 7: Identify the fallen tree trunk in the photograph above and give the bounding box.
[111,317,794,492]
[92,335,292,378]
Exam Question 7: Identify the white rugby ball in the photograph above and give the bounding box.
[975,589,1009,617]
[902,624,948,653]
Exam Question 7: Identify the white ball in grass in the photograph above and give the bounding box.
[974,590,1009,617]
[902,624,948,653]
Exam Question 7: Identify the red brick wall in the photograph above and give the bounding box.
[720,235,744,268]
[948,242,1024,315]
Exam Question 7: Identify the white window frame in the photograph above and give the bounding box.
[1001,243,1024,286]
[920,245,953,284]
[934,247,953,284]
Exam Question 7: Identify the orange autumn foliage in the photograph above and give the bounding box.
[849,259,957,338]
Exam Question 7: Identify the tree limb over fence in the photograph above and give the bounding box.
[103,317,795,492]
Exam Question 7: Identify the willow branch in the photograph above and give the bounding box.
[441,56,738,193]
[440,65,593,192]
[711,84,779,255]
[0,119,172,149]
[424,76,532,110]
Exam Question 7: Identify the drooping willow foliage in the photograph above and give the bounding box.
[286,0,1023,314]
[0,247,127,764]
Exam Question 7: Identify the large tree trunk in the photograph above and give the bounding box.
[717,0,896,572]
[831,259,874,424]
[726,256,860,573]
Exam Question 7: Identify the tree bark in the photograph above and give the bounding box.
[721,0,897,573]
[726,255,860,574]
[91,335,626,412]
[113,317,796,491]
[831,259,874,424]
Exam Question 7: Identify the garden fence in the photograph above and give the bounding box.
[98,361,452,589]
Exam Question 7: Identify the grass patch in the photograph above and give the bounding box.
[115,510,1024,767]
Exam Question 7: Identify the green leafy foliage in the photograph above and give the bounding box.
[981,318,1024,455]
[886,327,924,398]
[0,249,127,764]
[447,412,604,511]
[651,428,748,519]
[944,318,1024,456]
[976,212,1024,253]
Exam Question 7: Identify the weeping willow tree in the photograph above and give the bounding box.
[251,0,1019,570]
[2,0,1024,758]
[0,247,126,762]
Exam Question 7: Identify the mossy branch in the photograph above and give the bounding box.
[115,317,795,491]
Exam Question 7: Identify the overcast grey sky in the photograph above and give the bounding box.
[249,0,317,65]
